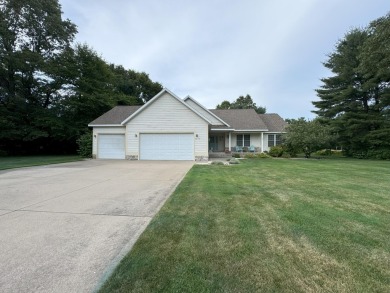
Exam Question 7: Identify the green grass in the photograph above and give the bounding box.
[100,159,390,293]
[0,155,84,170]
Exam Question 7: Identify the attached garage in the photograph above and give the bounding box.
[97,134,125,159]
[140,133,194,160]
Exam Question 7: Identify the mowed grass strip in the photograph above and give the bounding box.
[0,155,83,170]
[100,159,390,293]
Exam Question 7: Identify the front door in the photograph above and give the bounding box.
[209,136,218,151]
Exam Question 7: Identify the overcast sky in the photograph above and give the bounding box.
[60,0,389,119]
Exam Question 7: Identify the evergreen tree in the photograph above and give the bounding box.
[312,14,390,159]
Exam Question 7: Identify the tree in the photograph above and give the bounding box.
[57,44,117,139]
[216,94,266,113]
[109,65,162,105]
[284,118,335,158]
[0,0,77,154]
[216,100,231,109]
[358,13,390,157]
[312,15,390,159]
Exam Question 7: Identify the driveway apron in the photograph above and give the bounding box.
[0,160,193,292]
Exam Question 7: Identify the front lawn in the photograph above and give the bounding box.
[100,159,390,292]
[0,155,84,170]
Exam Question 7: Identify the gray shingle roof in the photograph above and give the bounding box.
[210,109,268,130]
[89,106,142,125]
[258,113,287,132]
[89,104,287,132]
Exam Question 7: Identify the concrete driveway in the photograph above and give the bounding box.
[0,160,193,293]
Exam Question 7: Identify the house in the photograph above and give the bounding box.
[88,88,287,160]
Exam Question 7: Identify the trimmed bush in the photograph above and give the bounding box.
[77,132,93,158]
[244,152,271,159]
[269,146,284,157]
[229,158,240,164]
[232,153,241,158]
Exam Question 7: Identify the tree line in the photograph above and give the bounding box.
[0,0,162,155]
[285,12,390,159]
[216,94,266,114]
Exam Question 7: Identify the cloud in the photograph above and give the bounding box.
[60,0,389,118]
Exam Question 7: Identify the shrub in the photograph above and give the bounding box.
[211,161,224,165]
[281,152,291,158]
[284,145,298,157]
[256,152,271,159]
[232,153,241,158]
[244,152,270,159]
[229,158,240,164]
[314,149,332,156]
[366,148,390,160]
[269,146,284,157]
[77,132,93,158]
[332,150,343,157]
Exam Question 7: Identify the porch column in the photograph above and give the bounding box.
[228,132,231,151]
[261,132,264,152]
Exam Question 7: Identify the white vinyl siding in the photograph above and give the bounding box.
[92,127,126,157]
[140,134,194,160]
[184,99,224,125]
[97,134,125,159]
[126,92,208,159]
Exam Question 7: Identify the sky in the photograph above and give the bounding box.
[60,0,389,119]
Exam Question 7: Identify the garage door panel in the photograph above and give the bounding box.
[98,134,125,159]
[140,134,194,160]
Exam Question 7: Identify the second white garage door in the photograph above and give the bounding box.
[140,133,194,160]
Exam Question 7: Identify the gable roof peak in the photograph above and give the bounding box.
[120,88,213,125]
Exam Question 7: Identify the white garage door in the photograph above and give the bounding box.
[98,134,125,159]
[140,133,194,160]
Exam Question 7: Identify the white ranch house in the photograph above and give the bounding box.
[88,89,287,160]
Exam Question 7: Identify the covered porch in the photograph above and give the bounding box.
[208,131,264,154]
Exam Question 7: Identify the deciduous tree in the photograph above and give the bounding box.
[216,94,266,113]
[284,118,335,158]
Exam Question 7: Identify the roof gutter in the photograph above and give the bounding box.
[87,124,123,127]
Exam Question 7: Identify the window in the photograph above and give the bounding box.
[275,134,282,145]
[268,134,282,147]
[268,134,275,147]
[237,134,250,147]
